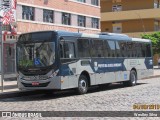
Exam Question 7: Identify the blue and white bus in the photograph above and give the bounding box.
[16,31,153,94]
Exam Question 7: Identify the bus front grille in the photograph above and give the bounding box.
[21,82,50,87]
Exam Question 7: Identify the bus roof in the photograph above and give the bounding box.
[131,38,151,43]
[56,30,132,41]
[19,30,151,43]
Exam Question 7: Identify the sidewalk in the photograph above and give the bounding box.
[0,68,160,98]
[0,73,17,92]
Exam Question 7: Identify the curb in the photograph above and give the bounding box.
[142,75,160,79]
[0,90,54,99]
[0,90,38,99]
[0,75,160,99]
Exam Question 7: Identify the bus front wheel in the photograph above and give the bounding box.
[77,75,88,94]
[123,70,137,87]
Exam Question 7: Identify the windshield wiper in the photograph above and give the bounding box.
[35,41,46,51]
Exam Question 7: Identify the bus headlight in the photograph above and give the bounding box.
[49,70,59,78]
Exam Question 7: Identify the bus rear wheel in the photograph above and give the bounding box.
[123,70,137,87]
[77,75,88,94]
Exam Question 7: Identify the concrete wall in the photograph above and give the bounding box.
[16,0,100,34]
[101,19,154,33]
[17,0,100,17]
[122,19,155,33]
[101,21,113,32]
[101,0,157,37]
[122,0,154,11]
[101,0,154,12]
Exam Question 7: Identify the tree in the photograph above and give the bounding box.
[141,32,160,54]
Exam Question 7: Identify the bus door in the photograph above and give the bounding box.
[59,37,78,89]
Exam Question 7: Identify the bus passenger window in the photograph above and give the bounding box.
[136,43,143,57]
[77,39,90,57]
[127,42,133,57]
[108,40,116,57]
[64,42,75,58]
[60,43,64,58]
[91,40,104,57]
[103,40,110,57]
[116,41,121,57]
[142,44,146,57]
[120,42,127,57]
[146,44,151,57]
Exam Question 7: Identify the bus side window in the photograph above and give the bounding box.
[116,41,121,57]
[64,42,75,58]
[60,43,64,58]
[132,42,136,57]
[146,44,151,57]
[77,39,90,57]
[120,41,127,57]
[108,40,116,57]
[103,40,110,57]
[127,42,133,57]
[136,43,143,57]
[91,39,104,57]
[142,43,146,57]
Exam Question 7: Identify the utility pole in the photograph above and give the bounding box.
[0,20,4,92]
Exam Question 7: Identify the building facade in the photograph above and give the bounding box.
[101,0,160,37]
[1,0,100,74]
[17,0,100,34]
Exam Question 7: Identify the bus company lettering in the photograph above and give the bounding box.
[98,63,122,68]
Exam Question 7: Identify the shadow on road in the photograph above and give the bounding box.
[0,82,147,102]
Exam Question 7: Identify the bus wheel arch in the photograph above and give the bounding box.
[123,68,137,87]
[131,68,137,78]
[80,71,91,87]
[77,71,90,94]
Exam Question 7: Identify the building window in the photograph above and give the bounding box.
[112,0,121,3]
[154,20,160,31]
[78,15,86,27]
[91,0,99,6]
[77,0,86,3]
[62,13,71,25]
[22,6,34,20]
[112,22,122,33]
[2,25,11,31]
[43,9,54,23]
[112,5,122,12]
[92,18,99,29]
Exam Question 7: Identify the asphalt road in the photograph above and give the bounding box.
[0,77,160,119]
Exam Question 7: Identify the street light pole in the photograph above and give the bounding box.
[0,20,4,92]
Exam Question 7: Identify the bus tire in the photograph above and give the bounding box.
[123,70,137,87]
[44,90,54,95]
[77,75,88,94]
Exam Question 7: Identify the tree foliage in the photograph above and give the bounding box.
[141,32,160,54]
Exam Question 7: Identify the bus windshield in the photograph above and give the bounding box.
[17,42,55,68]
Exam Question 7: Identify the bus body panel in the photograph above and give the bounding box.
[17,58,153,90]
[18,76,62,90]
[16,30,153,91]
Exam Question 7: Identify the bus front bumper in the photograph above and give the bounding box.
[18,76,63,90]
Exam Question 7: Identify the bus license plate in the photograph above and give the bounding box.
[32,82,39,86]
